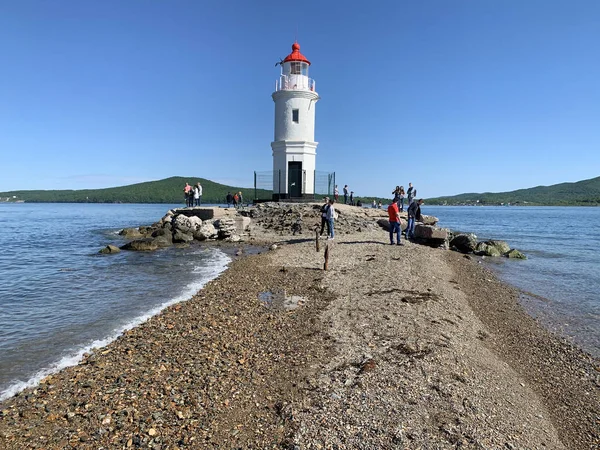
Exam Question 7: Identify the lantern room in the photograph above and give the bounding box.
[275,43,316,92]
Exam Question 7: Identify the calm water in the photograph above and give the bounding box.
[426,206,599,357]
[0,203,231,401]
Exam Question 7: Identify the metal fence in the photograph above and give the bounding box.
[253,170,335,201]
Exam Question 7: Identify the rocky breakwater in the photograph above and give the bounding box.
[101,207,251,253]
[246,202,384,235]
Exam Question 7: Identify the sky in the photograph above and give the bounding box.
[0,1,598,198]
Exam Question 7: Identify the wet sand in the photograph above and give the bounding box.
[0,208,598,449]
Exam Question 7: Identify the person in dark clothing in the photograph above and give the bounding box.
[226,192,233,207]
[319,197,330,237]
[406,198,423,239]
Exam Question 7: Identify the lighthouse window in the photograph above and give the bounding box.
[290,62,301,74]
[292,109,299,123]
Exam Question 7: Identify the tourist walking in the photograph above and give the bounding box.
[326,198,335,240]
[226,192,233,207]
[343,185,349,204]
[372,200,377,208]
[334,185,339,202]
[387,198,403,245]
[233,192,239,208]
[406,198,423,239]
[319,197,330,237]
[196,182,203,206]
[350,191,354,205]
[238,191,244,208]
[407,183,416,205]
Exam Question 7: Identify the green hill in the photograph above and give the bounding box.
[0,177,272,204]
[426,176,600,206]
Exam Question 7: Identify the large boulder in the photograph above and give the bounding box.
[450,233,478,253]
[99,245,121,254]
[505,249,527,259]
[172,214,202,234]
[214,218,237,239]
[421,215,439,226]
[475,242,501,257]
[487,240,510,254]
[377,218,391,231]
[171,214,202,234]
[151,228,173,247]
[194,222,217,240]
[173,229,194,243]
[414,224,448,240]
[119,227,144,239]
[120,238,159,252]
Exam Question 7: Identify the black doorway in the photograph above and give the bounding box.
[288,162,302,198]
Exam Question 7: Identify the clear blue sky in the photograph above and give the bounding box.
[1,1,598,198]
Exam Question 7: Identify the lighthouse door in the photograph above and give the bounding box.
[288,162,302,198]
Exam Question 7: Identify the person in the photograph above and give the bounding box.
[183,182,192,207]
[238,191,244,208]
[319,197,330,237]
[398,186,406,212]
[192,185,199,207]
[392,185,401,202]
[372,200,377,208]
[407,183,416,205]
[406,198,424,239]
[226,192,233,207]
[196,182,203,206]
[334,185,339,202]
[233,192,239,208]
[387,199,403,245]
[356,199,362,207]
[326,198,335,240]
[377,201,382,209]
[343,185,349,204]
[350,191,354,205]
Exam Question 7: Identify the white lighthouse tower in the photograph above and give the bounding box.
[271,42,319,200]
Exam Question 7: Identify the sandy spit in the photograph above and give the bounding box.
[0,205,598,449]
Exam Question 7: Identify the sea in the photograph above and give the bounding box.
[0,204,598,402]
[0,203,231,401]
[425,205,599,358]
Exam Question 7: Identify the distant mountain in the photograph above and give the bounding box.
[0,177,271,204]
[426,176,600,206]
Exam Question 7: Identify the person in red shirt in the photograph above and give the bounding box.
[387,200,403,245]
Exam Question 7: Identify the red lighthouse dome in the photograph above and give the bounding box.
[283,42,311,65]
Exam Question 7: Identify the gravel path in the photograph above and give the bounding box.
[1,205,598,449]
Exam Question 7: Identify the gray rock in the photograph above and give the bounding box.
[99,245,120,254]
[172,230,194,243]
[475,242,501,257]
[420,214,439,226]
[120,239,159,251]
[488,240,510,254]
[450,233,478,253]
[505,249,527,259]
[414,224,448,240]
[118,227,143,239]
[195,222,217,240]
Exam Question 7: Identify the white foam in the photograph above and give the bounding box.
[0,247,231,402]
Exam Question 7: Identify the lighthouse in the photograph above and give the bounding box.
[271,42,319,200]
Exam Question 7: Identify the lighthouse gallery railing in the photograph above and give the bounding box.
[275,75,316,92]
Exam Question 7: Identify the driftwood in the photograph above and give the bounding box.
[315,229,320,252]
[324,243,330,271]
